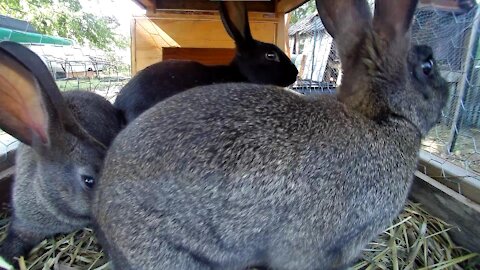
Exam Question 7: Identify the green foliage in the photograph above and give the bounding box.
[289,0,316,24]
[0,0,128,51]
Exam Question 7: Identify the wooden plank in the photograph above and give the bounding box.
[0,166,14,205]
[132,0,156,11]
[276,0,309,13]
[131,18,137,75]
[135,15,277,46]
[163,47,235,65]
[418,150,480,204]
[132,12,280,73]
[418,0,475,12]
[410,171,480,253]
[155,0,276,12]
[276,13,286,53]
[0,149,15,172]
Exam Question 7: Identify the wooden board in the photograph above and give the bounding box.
[163,47,235,65]
[0,149,15,172]
[410,171,480,253]
[134,0,155,11]
[131,0,475,14]
[156,0,276,12]
[419,0,476,12]
[418,150,480,204]
[132,0,310,13]
[132,11,281,73]
[0,166,13,205]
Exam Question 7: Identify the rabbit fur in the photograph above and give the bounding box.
[114,1,298,123]
[0,41,123,263]
[93,0,448,269]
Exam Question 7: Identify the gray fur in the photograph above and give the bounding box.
[93,0,448,269]
[0,42,123,263]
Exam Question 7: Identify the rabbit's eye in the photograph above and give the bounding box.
[421,59,433,76]
[265,52,279,62]
[81,175,95,189]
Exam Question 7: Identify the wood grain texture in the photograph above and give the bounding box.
[410,172,480,253]
[0,166,13,205]
[418,150,480,204]
[131,11,280,73]
[155,0,276,13]
[163,47,235,65]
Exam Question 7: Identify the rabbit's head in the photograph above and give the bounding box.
[316,0,448,136]
[0,41,117,216]
[220,1,298,87]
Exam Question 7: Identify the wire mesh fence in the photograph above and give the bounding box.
[0,27,130,166]
[288,1,480,195]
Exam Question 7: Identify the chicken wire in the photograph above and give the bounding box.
[289,2,480,193]
[0,38,129,165]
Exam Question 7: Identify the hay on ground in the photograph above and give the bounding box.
[0,201,478,270]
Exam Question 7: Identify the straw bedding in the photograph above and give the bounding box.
[0,201,478,270]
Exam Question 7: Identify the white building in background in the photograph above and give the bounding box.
[288,12,342,86]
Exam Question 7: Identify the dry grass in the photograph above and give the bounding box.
[352,202,479,270]
[0,202,478,270]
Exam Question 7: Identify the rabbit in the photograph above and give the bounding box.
[0,41,123,264]
[113,1,298,123]
[92,0,448,269]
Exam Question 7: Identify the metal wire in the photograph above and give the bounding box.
[0,17,129,164]
[289,1,480,193]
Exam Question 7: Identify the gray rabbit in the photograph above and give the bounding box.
[0,41,123,264]
[114,1,298,123]
[93,0,448,269]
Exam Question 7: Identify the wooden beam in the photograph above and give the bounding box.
[418,150,480,204]
[0,149,15,172]
[156,0,276,13]
[163,47,235,65]
[276,0,309,13]
[410,171,480,253]
[0,166,14,205]
[132,0,156,11]
[418,0,476,12]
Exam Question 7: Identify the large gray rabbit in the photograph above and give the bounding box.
[0,41,123,263]
[93,0,448,269]
[114,1,298,123]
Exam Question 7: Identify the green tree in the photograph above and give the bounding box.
[0,0,128,50]
[289,0,316,24]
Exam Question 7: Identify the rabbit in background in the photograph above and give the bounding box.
[114,1,298,123]
[0,41,123,264]
[92,0,448,269]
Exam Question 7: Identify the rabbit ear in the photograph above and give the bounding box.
[219,1,254,48]
[373,0,418,42]
[315,0,372,70]
[0,48,49,146]
[0,41,106,150]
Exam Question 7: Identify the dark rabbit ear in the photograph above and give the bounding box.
[219,1,254,48]
[0,41,106,150]
[0,48,49,146]
[373,0,419,42]
[315,0,372,66]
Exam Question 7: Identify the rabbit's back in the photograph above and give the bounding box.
[114,60,243,122]
[95,83,420,269]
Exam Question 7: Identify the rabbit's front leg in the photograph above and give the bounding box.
[0,217,45,265]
